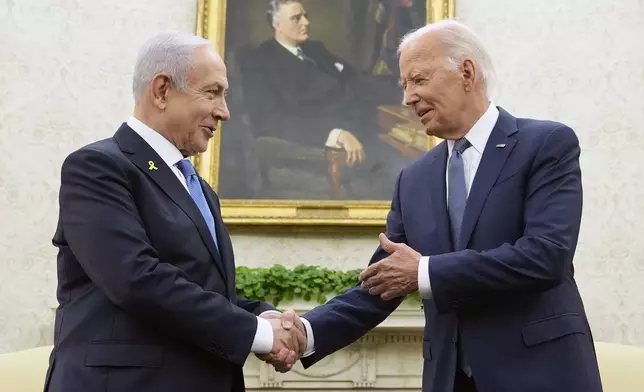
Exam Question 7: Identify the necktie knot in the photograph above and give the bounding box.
[296,47,316,65]
[176,159,196,178]
[454,138,471,155]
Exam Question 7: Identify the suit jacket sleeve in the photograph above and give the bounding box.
[59,147,259,367]
[300,171,406,368]
[428,125,584,313]
[237,296,277,316]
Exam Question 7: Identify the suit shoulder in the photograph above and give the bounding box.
[402,141,446,178]
[62,137,125,170]
[516,117,576,136]
[66,137,120,158]
[249,39,281,57]
[243,40,284,70]
[515,117,578,145]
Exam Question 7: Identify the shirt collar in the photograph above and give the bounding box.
[447,103,500,156]
[126,116,184,168]
[275,38,300,57]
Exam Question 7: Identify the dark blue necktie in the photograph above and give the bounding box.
[176,159,219,251]
[448,138,471,250]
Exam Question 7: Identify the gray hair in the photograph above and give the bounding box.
[266,0,302,28]
[399,20,494,97]
[132,32,212,103]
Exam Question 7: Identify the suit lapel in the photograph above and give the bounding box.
[202,185,237,299]
[114,124,228,283]
[459,108,518,249]
[426,143,454,253]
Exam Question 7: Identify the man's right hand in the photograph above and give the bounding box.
[338,130,366,165]
[257,310,307,372]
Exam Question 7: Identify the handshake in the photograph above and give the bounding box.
[257,309,308,373]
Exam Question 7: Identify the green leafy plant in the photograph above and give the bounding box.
[235,264,420,306]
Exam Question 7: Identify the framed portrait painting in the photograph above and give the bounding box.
[195,0,454,226]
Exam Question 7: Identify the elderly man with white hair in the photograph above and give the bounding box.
[290,20,603,392]
[45,33,309,392]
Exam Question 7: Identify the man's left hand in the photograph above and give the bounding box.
[359,233,421,300]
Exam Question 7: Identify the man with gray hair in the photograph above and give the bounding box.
[289,20,603,392]
[45,32,308,392]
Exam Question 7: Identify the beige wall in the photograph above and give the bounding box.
[1,0,643,353]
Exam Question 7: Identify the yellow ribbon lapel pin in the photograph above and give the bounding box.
[148,160,158,171]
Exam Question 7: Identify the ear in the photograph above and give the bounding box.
[150,73,173,110]
[461,59,476,92]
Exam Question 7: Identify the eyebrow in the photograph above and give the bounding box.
[399,71,428,86]
[204,82,227,91]
[290,12,306,20]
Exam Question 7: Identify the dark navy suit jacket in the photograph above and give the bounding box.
[45,124,275,392]
[301,108,603,392]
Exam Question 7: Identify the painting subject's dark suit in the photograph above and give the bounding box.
[300,108,603,392]
[45,124,275,392]
[240,38,363,147]
[238,39,410,199]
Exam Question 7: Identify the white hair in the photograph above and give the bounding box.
[132,32,212,103]
[399,20,494,97]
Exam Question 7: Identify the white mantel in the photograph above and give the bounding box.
[244,299,425,390]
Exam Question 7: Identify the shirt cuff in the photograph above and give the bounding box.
[250,316,274,354]
[300,317,316,357]
[325,128,343,148]
[259,310,281,318]
[418,256,433,299]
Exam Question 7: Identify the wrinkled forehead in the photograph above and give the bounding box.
[399,43,446,78]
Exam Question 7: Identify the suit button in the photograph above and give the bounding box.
[452,336,458,343]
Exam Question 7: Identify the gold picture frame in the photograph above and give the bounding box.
[194,0,454,226]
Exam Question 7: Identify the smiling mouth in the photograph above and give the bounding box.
[202,126,215,136]
[417,109,431,118]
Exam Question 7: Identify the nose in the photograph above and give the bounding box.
[213,99,230,122]
[402,87,419,107]
[301,16,309,26]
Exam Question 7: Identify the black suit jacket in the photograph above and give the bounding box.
[300,108,602,392]
[240,39,362,147]
[45,124,275,392]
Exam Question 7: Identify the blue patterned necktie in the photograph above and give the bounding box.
[176,159,219,251]
[448,138,471,250]
[447,138,472,377]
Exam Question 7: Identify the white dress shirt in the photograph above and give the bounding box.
[417,104,500,299]
[127,117,187,190]
[275,39,344,149]
[127,116,291,355]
